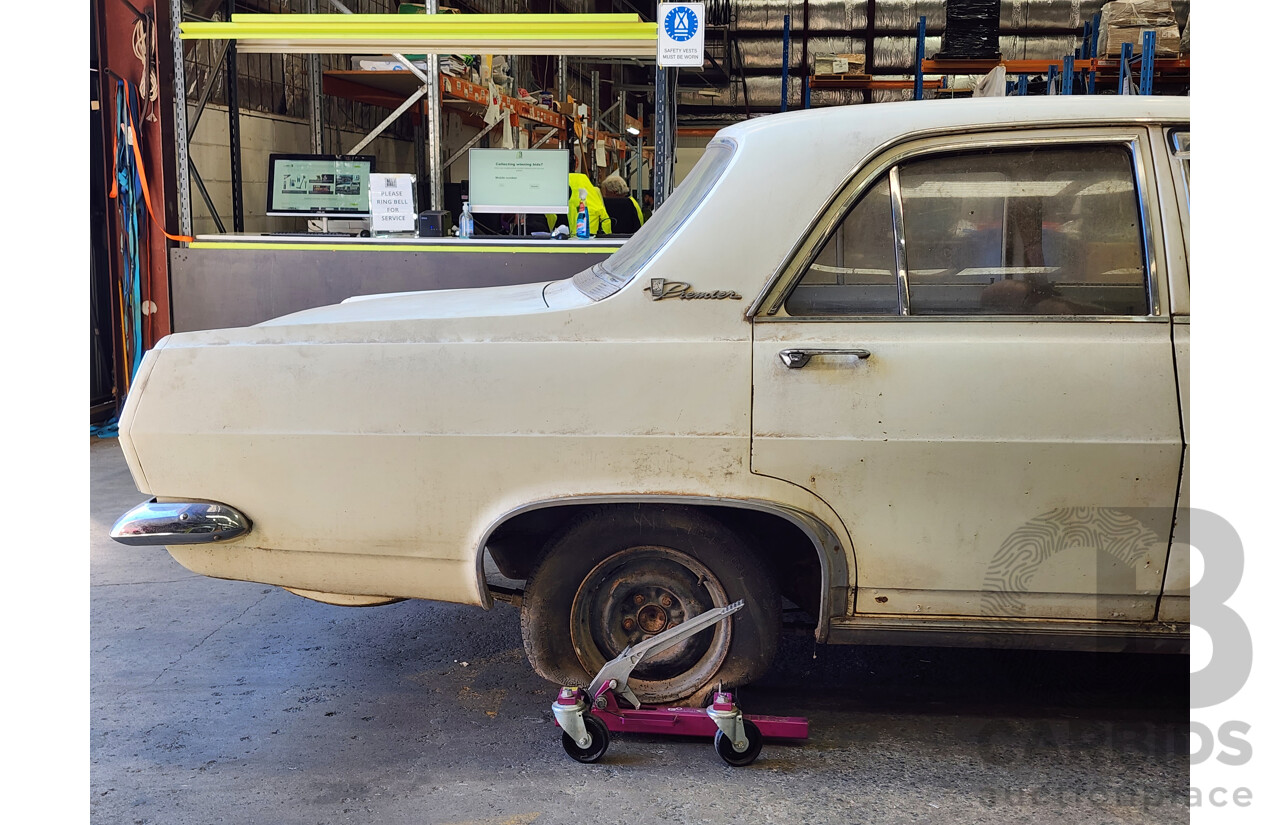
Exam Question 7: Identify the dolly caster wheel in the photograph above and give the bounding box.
[562,713,610,763]
[713,719,763,767]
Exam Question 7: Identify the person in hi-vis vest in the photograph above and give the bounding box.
[600,173,644,235]
[548,149,611,236]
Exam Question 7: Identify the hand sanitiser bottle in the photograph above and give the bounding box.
[575,188,589,239]
[459,200,474,239]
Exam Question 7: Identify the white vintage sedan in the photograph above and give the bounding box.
[114,96,1190,703]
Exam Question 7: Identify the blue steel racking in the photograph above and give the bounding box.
[908,12,1186,100]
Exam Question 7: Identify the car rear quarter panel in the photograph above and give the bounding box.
[125,286,849,606]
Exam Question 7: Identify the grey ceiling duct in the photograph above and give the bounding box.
[732,0,868,32]
[874,36,946,70]
[736,36,861,71]
[1002,1,1108,30]
[871,0,949,32]
[997,34,1086,61]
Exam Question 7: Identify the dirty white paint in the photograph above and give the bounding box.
[119,97,1190,634]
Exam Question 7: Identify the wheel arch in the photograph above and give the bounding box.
[477,495,850,642]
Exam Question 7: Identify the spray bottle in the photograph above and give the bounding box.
[575,188,590,239]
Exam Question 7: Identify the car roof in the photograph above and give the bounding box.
[715,95,1189,144]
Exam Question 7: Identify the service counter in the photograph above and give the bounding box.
[170,234,622,332]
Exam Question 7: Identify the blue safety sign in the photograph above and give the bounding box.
[664,6,699,42]
[657,2,706,68]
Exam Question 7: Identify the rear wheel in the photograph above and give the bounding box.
[521,505,780,705]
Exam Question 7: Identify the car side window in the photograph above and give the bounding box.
[781,142,1152,319]
[1169,129,1190,200]
[785,175,899,316]
[900,145,1149,316]
[1167,128,1190,288]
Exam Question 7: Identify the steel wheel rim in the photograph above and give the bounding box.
[569,545,731,702]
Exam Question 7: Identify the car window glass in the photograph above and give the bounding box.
[1168,128,1190,287]
[899,145,1150,316]
[573,142,735,301]
[784,175,899,316]
[1170,128,1190,198]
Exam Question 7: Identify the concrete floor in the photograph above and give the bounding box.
[91,437,1188,825]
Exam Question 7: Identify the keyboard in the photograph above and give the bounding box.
[264,231,356,238]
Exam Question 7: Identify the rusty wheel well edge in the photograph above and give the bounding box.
[474,495,849,641]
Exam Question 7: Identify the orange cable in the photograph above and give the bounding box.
[109,116,119,201]
[125,102,193,243]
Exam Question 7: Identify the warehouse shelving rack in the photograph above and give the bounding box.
[909,14,1190,100]
[320,67,641,191]
[171,5,666,233]
[804,12,1189,105]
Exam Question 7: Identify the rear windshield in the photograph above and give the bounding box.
[573,141,736,300]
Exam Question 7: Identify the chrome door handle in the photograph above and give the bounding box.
[778,348,872,369]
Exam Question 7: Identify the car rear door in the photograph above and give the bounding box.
[750,126,1182,621]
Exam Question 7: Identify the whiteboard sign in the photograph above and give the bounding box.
[369,173,417,232]
[467,148,569,213]
[658,3,705,68]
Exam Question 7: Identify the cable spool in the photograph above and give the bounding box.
[707,0,733,28]
[132,16,159,119]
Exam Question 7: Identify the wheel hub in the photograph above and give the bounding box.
[569,546,731,696]
[636,602,669,633]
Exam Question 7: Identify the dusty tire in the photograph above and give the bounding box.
[520,505,780,705]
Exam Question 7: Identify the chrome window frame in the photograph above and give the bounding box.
[888,165,910,316]
[1154,124,1190,317]
[1167,125,1191,232]
[753,127,1167,323]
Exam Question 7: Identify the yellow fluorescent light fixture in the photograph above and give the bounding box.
[231,41,658,56]
[228,13,641,24]
[188,26,657,38]
[180,13,658,56]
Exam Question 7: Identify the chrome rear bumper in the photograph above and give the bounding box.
[110,499,252,546]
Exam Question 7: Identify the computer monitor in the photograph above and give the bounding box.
[466,148,569,214]
[266,154,376,217]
